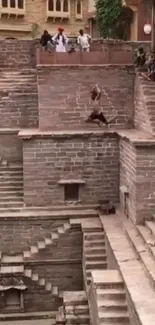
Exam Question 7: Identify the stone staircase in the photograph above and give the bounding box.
[63,291,90,325]
[89,270,130,325]
[122,218,155,288]
[135,74,155,135]
[0,221,71,298]
[24,267,60,296]
[0,162,23,209]
[83,230,107,286]
[23,221,71,259]
[0,221,71,261]
[0,69,38,128]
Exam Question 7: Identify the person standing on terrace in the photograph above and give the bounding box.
[52,27,69,52]
[77,29,91,52]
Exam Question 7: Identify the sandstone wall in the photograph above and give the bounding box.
[134,74,155,135]
[22,133,119,206]
[119,139,137,222]
[0,40,36,67]
[120,138,155,223]
[38,66,134,131]
[0,131,22,163]
[0,219,82,255]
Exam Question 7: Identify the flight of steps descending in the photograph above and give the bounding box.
[83,229,107,287]
[122,218,155,288]
[63,291,90,325]
[90,270,130,325]
[0,162,23,209]
[24,267,60,297]
[23,221,71,259]
[0,69,38,128]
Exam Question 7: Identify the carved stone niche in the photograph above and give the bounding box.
[0,276,27,313]
[58,179,86,203]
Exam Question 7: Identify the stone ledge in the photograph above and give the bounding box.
[117,130,155,146]
[0,208,98,220]
[58,179,85,185]
[0,128,19,135]
[18,128,118,139]
[0,259,81,266]
[37,64,134,70]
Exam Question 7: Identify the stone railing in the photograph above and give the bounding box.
[36,43,133,65]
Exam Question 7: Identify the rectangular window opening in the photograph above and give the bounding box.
[64,183,79,201]
[5,289,20,310]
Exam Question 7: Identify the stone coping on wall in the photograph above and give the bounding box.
[18,129,118,139]
[0,208,98,220]
[0,259,81,266]
[36,64,134,70]
[18,128,155,145]
[0,128,20,134]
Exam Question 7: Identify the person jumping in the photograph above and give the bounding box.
[85,85,116,127]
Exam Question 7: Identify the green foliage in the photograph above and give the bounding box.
[96,0,133,40]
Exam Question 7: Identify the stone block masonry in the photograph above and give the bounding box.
[21,131,119,207]
[120,135,155,223]
[37,66,134,131]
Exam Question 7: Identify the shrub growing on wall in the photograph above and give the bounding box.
[96,0,133,40]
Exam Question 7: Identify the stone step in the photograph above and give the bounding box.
[124,220,155,287]
[1,254,23,263]
[0,195,23,201]
[64,291,88,306]
[0,311,56,321]
[84,247,106,255]
[0,201,23,208]
[31,245,38,254]
[57,225,65,234]
[97,299,128,312]
[1,265,24,273]
[146,221,155,239]
[0,190,23,196]
[84,239,105,248]
[23,250,31,258]
[97,288,126,300]
[65,305,89,315]
[39,278,46,286]
[91,270,124,289]
[52,286,58,296]
[85,254,107,262]
[98,311,129,323]
[51,232,59,240]
[65,315,89,324]
[37,240,46,249]
[85,261,107,270]
[32,273,39,281]
[0,175,23,181]
[24,269,32,277]
[137,224,155,260]
[45,282,52,291]
[84,232,105,240]
[45,237,53,245]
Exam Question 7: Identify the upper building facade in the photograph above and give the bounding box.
[0,0,92,38]
[122,0,151,41]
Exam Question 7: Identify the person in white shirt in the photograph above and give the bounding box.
[77,29,91,52]
[52,27,69,53]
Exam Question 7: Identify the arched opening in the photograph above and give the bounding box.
[76,0,81,15]
[56,0,61,11]
[63,0,68,12]
[48,0,54,11]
